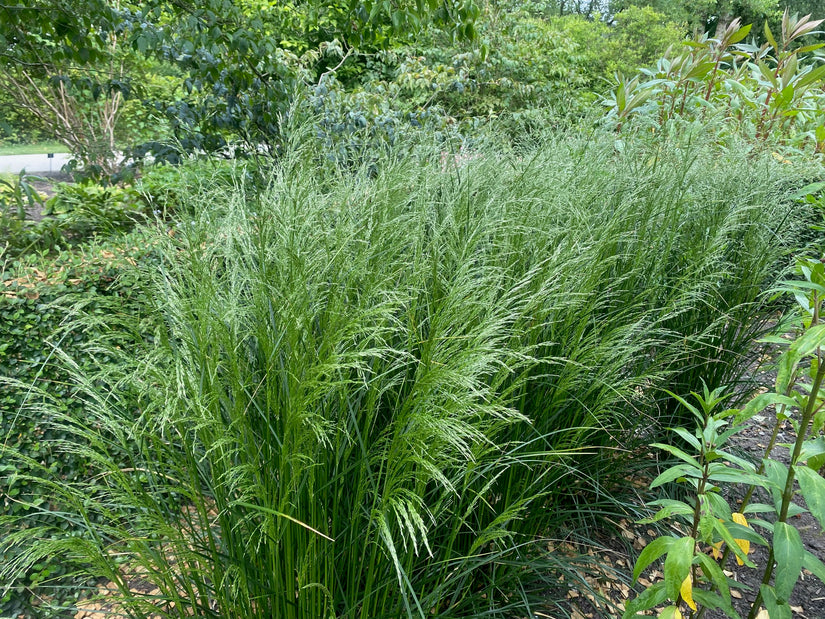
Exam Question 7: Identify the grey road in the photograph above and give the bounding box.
[0,153,71,174]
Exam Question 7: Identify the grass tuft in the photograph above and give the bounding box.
[1,126,813,617]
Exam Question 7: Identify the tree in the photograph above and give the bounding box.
[0,1,479,167]
[609,0,780,34]
[0,1,138,175]
[130,0,481,160]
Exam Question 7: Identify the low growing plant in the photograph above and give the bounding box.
[627,255,825,618]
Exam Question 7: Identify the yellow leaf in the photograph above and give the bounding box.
[680,575,697,611]
[710,540,723,560]
[731,512,750,565]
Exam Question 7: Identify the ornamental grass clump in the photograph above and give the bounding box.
[0,126,814,617]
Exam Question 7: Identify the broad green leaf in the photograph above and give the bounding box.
[735,392,797,424]
[653,443,702,469]
[705,491,732,520]
[797,64,825,90]
[763,458,789,511]
[798,437,825,463]
[728,23,753,45]
[743,502,777,515]
[727,521,768,547]
[777,324,825,393]
[633,536,676,582]
[663,536,693,601]
[657,606,680,619]
[760,584,792,619]
[802,550,825,585]
[672,426,702,451]
[651,464,702,488]
[773,522,804,600]
[795,465,825,529]
[708,463,771,488]
[765,22,778,51]
[713,520,755,568]
[781,54,798,91]
[691,588,737,618]
[623,582,667,618]
[715,448,757,472]
[808,452,825,473]
[695,553,732,606]
[758,59,779,89]
[791,180,825,200]
[648,499,694,517]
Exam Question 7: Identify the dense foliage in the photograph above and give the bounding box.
[2,127,819,617]
[2,2,825,618]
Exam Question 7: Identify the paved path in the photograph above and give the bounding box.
[0,153,71,174]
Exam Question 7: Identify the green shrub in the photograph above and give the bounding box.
[0,232,161,617]
[0,127,816,618]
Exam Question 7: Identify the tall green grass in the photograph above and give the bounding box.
[1,127,813,617]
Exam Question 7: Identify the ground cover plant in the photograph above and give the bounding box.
[0,123,818,618]
[0,231,162,617]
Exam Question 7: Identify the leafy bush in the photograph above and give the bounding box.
[604,12,825,149]
[44,182,144,233]
[383,5,685,135]
[0,127,816,618]
[0,232,160,617]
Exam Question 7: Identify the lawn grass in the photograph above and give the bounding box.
[0,142,68,156]
[0,125,817,618]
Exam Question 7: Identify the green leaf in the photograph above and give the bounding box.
[773,521,804,600]
[658,606,679,619]
[713,520,755,568]
[623,582,667,618]
[650,464,702,488]
[727,521,767,547]
[795,465,825,529]
[743,502,777,515]
[651,443,702,469]
[796,43,825,54]
[663,536,693,601]
[691,588,737,617]
[765,22,778,51]
[647,499,695,517]
[672,426,702,451]
[761,584,792,619]
[764,458,789,511]
[633,536,676,581]
[735,392,797,424]
[694,553,732,608]
[728,23,752,45]
[802,550,825,585]
[705,491,732,520]
[707,463,771,488]
[799,437,825,463]
[777,324,825,393]
[797,64,825,90]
